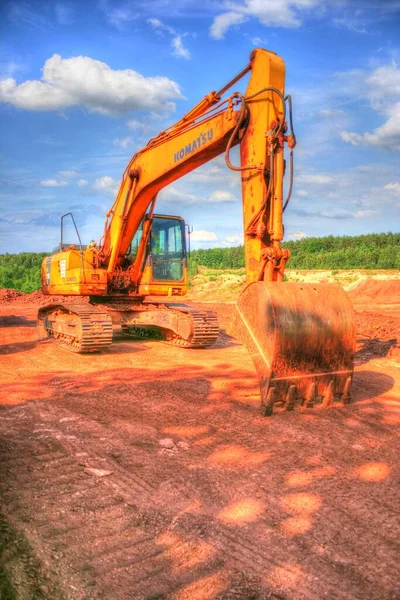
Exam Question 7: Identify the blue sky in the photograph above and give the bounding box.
[0,0,399,253]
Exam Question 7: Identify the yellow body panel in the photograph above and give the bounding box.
[42,247,188,297]
[137,262,188,297]
[41,249,108,295]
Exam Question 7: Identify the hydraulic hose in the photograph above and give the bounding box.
[283,94,296,213]
[224,93,257,172]
[246,86,286,135]
[225,87,287,173]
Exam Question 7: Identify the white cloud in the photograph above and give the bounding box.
[355,165,375,173]
[159,186,237,206]
[0,60,24,78]
[99,1,138,30]
[319,208,355,219]
[7,0,74,28]
[224,234,244,245]
[210,0,321,39]
[148,18,191,60]
[340,131,362,146]
[185,157,239,188]
[251,36,268,46]
[160,187,197,205]
[352,210,377,218]
[209,190,237,203]
[384,182,400,193]
[297,189,308,196]
[191,230,218,242]
[93,176,119,196]
[77,179,88,187]
[318,108,346,118]
[287,161,399,222]
[341,101,400,151]
[333,16,367,34]
[6,3,51,29]
[366,64,400,100]
[287,231,307,240]
[148,18,175,35]
[317,208,378,220]
[341,63,400,151]
[127,118,143,130]
[113,136,133,149]
[58,170,79,178]
[210,12,248,39]
[40,179,67,187]
[298,173,334,184]
[0,54,183,115]
[172,36,191,60]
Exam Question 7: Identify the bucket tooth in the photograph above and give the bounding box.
[262,386,276,416]
[305,382,317,409]
[342,376,352,405]
[285,385,297,411]
[322,379,335,408]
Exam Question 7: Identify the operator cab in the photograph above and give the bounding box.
[128,214,187,283]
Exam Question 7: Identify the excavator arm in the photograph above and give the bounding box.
[99,49,291,290]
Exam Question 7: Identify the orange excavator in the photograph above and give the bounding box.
[38,48,356,415]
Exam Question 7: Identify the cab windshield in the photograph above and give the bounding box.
[151,217,185,281]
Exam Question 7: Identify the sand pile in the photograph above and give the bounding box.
[349,279,400,304]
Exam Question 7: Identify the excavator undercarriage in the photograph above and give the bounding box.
[38,300,219,352]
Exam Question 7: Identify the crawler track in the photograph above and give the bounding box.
[170,306,220,348]
[38,303,113,353]
[122,305,220,348]
[39,300,219,352]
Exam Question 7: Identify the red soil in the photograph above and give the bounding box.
[0,281,399,599]
[348,279,400,304]
[0,287,89,305]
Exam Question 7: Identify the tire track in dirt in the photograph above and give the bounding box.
[28,401,231,598]
[45,378,400,598]
[33,397,398,600]
[0,401,301,597]
[0,402,228,599]
[33,402,164,499]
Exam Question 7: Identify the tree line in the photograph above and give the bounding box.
[0,232,399,292]
[189,232,400,273]
[0,252,47,293]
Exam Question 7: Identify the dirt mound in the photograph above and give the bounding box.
[355,310,399,362]
[0,289,24,303]
[0,288,89,306]
[356,311,400,341]
[349,279,400,303]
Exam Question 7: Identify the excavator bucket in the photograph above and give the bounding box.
[230,282,356,415]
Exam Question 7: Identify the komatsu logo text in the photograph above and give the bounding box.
[174,129,214,163]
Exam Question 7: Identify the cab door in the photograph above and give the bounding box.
[150,216,186,282]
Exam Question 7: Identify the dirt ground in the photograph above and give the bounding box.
[0,278,399,600]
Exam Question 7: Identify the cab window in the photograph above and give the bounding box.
[151,217,185,281]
